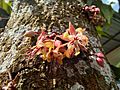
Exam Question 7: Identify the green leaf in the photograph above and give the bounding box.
[110,64,120,80]
[101,5,114,24]
[0,0,12,14]
[96,26,107,37]
[102,23,111,31]
[86,0,94,5]
[94,1,114,24]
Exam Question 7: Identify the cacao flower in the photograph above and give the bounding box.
[96,57,104,67]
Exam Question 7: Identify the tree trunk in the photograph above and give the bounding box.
[0,0,118,90]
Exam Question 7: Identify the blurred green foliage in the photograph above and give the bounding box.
[110,64,120,80]
[0,0,12,15]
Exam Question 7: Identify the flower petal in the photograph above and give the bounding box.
[37,31,46,40]
[46,49,53,62]
[75,51,80,56]
[64,43,74,58]
[44,40,54,48]
[54,40,62,47]
[74,41,81,56]
[96,52,104,58]
[81,35,88,46]
[31,48,39,57]
[57,57,63,64]
[53,51,63,64]
[36,36,45,48]
[56,35,70,41]
[68,22,76,35]
[63,31,69,38]
[96,57,104,67]
[76,28,85,34]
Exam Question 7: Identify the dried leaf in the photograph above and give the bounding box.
[24,31,38,37]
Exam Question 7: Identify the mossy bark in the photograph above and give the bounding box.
[0,0,118,90]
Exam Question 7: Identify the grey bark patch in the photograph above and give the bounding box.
[70,82,84,90]
[0,25,31,73]
[74,60,89,74]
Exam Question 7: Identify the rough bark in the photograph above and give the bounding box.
[0,0,118,90]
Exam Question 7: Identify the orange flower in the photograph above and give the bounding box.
[64,43,74,58]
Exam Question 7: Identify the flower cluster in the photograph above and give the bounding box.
[96,52,104,67]
[82,5,100,19]
[82,5,105,26]
[25,22,88,64]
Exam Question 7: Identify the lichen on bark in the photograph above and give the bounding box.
[0,0,118,90]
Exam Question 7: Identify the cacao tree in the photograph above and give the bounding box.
[0,0,119,90]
